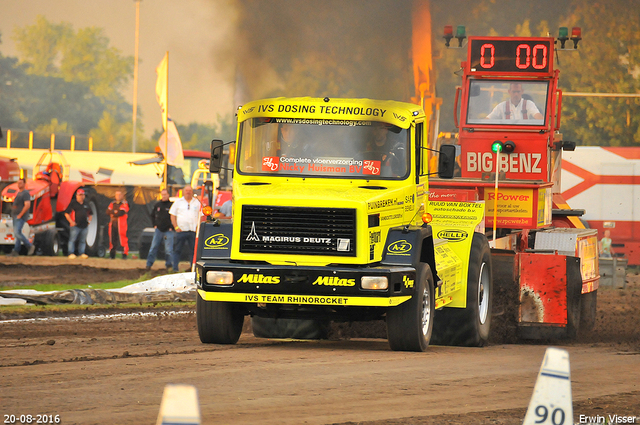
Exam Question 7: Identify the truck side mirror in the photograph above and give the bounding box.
[438,144,456,179]
[209,139,224,173]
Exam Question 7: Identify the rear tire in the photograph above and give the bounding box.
[197,292,244,344]
[432,233,493,346]
[386,263,434,352]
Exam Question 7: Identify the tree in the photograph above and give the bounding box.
[12,16,72,77]
[558,0,640,146]
[12,16,133,102]
[5,17,135,150]
[89,112,132,152]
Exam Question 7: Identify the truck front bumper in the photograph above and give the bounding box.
[195,260,418,308]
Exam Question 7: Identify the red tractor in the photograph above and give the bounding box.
[0,152,102,256]
[430,28,598,339]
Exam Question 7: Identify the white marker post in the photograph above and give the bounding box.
[523,347,573,425]
[156,384,201,425]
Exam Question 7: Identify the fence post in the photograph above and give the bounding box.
[89,137,93,151]
[6,129,11,149]
[70,135,76,151]
[29,131,34,150]
[50,133,55,151]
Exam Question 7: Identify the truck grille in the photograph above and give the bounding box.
[240,205,356,257]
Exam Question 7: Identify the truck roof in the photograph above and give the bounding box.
[237,97,424,129]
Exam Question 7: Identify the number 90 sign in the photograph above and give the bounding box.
[469,38,553,74]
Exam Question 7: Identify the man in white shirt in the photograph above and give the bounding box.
[169,185,201,271]
[486,83,543,121]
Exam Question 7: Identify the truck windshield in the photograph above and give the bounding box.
[466,80,549,126]
[237,118,409,179]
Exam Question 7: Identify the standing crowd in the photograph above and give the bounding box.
[8,182,203,273]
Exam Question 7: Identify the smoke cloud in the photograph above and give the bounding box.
[224,0,417,106]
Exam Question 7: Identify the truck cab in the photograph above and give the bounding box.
[196,97,492,351]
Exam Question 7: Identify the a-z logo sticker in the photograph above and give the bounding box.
[436,229,468,242]
[363,160,381,175]
[204,233,230,249]
[262,156,279,171]
[387,240,412,255]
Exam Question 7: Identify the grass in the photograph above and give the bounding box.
[0,301,194,315]
[0,275,155,293]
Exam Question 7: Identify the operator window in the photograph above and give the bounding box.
[466,80,549,126]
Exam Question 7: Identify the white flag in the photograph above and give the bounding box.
[158,117,184,166]
[155,52,168,130]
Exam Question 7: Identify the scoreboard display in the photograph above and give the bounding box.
[468,38,554,74]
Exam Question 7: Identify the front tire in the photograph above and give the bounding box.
[386,263,434,352]
[197,292,244,344]
[432,233,493,346]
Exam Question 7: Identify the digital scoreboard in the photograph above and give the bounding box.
[468,38,554,74]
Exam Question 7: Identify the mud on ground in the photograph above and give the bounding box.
[1,255,639,424]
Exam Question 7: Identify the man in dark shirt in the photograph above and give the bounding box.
[10,178,35,256]
[107,190,130,259]
[64,189,92,259]
[145,188,175,271]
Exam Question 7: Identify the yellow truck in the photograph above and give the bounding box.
[195,97,492,351]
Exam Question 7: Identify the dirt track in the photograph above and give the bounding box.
[1,256,639,424]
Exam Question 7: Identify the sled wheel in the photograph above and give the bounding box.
[432,233,493,346]
[197,292,244,344]
[386,263,434,352]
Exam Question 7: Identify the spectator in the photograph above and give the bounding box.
[169,185,201,271]
[107,190,130,259]
[146,189,174,272]
[9,178,35,256]
[64,189,92,259]
[599,230,615,258]
[216,199,232,219]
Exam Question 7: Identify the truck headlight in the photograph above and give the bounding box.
[206,271,234,285]
[361,276,388,290]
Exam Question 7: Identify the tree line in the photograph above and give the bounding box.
[0,16,233,153]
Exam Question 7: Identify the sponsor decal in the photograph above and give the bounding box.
[262,156,280,172]
[243,294,351,305]
[368,198,398,210]
[403,275,414,289]
[381,213,402,221]
[246,222,260,242]
[369,231,381,244]
[245,222,340,246]
[237,274,280,284]
[204,233,230,249]
[363,160,381,175]
[337,238,351,251]
[387,240,412,255]
[312,276,356,287]
[436,229,469,242]
[466,152,542,174]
